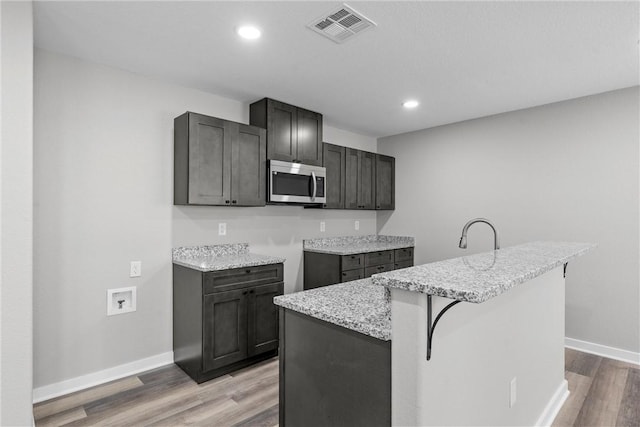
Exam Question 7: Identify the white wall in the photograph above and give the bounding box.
[1,1,34,424]
[392,269,566,426]
[378,87,640,354]
[33,49,377,389]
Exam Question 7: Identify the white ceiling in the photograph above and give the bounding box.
[33,1,639,138]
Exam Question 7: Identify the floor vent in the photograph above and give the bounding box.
[307,4,377,44]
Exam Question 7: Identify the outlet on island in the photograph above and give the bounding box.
[510,377,517,408]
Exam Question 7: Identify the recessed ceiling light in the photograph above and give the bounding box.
[402,100,419,109]
[237,26,261,40]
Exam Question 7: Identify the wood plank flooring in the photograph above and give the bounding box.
[34,358,279,427]
[34,348,639,426]
[553,348,640,427]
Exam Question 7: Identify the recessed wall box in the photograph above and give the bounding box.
[107,286,137,316]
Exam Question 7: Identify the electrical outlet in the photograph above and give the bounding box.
[219,223,227,236]
[107,286,137,316]
[510,377,517,408]
[320,221,326,232]
[355,220,360,230]
[130,261,141,278]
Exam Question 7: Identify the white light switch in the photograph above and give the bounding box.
[510,377,517,408]
[320,221,326,232]
[219,223,227,236]
[355,220,360,230]
[130,261,141,278]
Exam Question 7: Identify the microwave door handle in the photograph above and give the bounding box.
[311,171,317,199]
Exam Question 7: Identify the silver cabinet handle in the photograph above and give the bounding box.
[311,171,317,199]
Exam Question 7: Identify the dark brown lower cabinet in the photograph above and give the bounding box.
[173,263,283,383]
[203,289,248,372]
[303,247,414,290]
[248,282,281,356]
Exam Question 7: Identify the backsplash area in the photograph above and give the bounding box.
[172,204,377,293]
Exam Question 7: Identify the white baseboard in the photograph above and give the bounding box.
[30,337,640,406]
[565,337,640,366]
[32,351,174,404]
[535,379,569,427]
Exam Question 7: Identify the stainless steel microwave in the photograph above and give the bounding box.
[269,160,326,205]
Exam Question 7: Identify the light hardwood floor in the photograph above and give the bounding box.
[33,358,279,427]
[553,348,639,427]
[34,348,639,426]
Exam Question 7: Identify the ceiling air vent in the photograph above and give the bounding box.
[307,4,377,44]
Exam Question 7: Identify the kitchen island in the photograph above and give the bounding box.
[275,241,595,427]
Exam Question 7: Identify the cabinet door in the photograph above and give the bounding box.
[323,143,346,209]
[359,151,376,210]
[267,99,297,162]
[344,148,360,209]
[296,108,323,166]
[375,154,395,210]
[188,114,232,205]
[203,289,248,372]
[231,123,266,206]
[247,283,283,357]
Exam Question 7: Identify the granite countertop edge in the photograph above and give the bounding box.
[173,254,286,272]
[372,242,596,303]
[304,241,415,255]
[274,279,391,341]
[275,298,391,341]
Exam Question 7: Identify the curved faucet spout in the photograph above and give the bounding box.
[458,218,500,250]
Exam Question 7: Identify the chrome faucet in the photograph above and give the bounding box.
[459,218,500,250]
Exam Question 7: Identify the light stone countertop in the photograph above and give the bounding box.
[372,241,595,303]
[274,278,391,341]
[172,243,285,272]
[303,235,414,255]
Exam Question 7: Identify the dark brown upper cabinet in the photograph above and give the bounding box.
[375,154,395,210]
[250,98,323,166]
[345,148,376,210]
[323,143,346,209]
[174,112,266,206]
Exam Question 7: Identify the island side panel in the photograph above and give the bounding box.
[280,309,391,427]
[391,267,566,426]
[173,264,204,381]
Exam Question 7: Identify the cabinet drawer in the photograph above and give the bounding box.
[341,254,364,271]
[394,260,414,270]
[365,250,394,267]
[364,263,394,278]
[394,247,414,262]
[340,269,364,283]
[204,263,283,294]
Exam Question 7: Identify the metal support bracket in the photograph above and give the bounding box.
[426,295,462,361]
[563,262,568,278]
